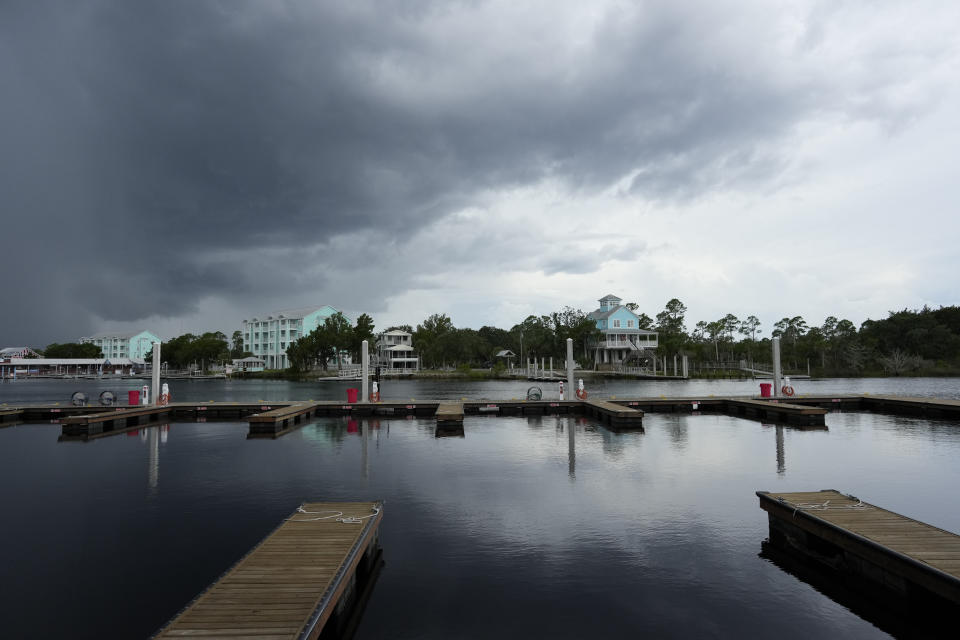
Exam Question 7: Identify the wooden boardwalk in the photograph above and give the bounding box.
[435,402,464,424]
[0,408,23,425]
[583,399,643,429]
[758,490,960,605]
[248,402,324,438]
[155,501,383,639]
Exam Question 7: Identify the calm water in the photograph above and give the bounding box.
[1,378,959,638]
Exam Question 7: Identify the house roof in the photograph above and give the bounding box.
[0,347,39,357]
[245,305,340,322]
[385,344,414,351]
[495,349,516,357]
[82,330,155,340]
[380,329,411,336]
[599,294,622,302]
[234,356,265,363]
[588,308,619,320]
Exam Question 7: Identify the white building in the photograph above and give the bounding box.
[241,305,348,370]
[79,330,160,360]
[375,329,418,371]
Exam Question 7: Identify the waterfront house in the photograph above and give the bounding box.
[231,356,265,373]
[79,330,160,360]
[375,329,418,371]
[587,294,658,366]
[0,347,41,359]
[241,305,348,370]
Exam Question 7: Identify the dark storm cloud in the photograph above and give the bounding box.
[0,1,922,342]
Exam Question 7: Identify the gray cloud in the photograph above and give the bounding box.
[0,0,953,343]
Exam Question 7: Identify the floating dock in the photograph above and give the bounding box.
[757,490,960,606]
[0,408,23,425]
[12,393,960,440]
[248,402,325,438]
[583,399,644,429]
[154,501,383,639]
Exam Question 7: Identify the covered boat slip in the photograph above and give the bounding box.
[757,490,960,606]
[154,501,383,640]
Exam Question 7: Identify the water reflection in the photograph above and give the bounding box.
[775,425,785,475]
[759,540,957,638]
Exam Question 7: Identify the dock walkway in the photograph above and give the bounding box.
[758,489,960,605]
[435,402,464,425]
[155,501,383,639]
[248,402,323,438]
[584,399,643,429]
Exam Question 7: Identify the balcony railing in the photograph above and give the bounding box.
[598,339,658,349]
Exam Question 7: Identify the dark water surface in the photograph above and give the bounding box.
[1,378,959,638]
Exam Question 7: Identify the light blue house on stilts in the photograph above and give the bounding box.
[588,294,658,367]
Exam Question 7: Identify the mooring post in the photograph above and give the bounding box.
[151,342,161,406]
[682,355,689,378]
[566,339,575,401]
[361,340,369,403]
[673,355,678,376]
[772,337,782,397]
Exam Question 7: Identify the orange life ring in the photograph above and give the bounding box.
[781,385,794,396]
[576,388,588,400]
[369,391,380,403]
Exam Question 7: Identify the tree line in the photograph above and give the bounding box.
[30,302,960,376]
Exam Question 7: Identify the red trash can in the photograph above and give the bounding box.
[128,390,140,405]
[346,388,358,403]
[759,383,772,397]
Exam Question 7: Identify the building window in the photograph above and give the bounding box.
[613,319,621,328]
[627,320,634,328]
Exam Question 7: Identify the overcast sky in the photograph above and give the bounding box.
[2,0,958,345]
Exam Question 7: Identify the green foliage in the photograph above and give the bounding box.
[43,342,103,358]
[231,330,244,358]
[286,311,354,371]
[158,332,230,369]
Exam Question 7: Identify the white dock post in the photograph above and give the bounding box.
[566,339,575,401]
[673,355,678,377]
[772,337,782,397]
[549,357,553,378]
[151,342,161,406]
[361,340,369,403]
[682,355,689,378]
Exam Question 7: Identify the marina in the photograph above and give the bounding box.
[2,377,960,639]
[31,391,960,441]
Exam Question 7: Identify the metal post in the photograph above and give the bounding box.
[772,337,782,397]
[361,340,369,403]
[566,339,575,401]
[151,342,161,406]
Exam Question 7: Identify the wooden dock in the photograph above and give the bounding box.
[0,408,23,425]
[61,404,175,438]
[435,402,463,424]
[248,402,324,438]
[725,398,827,426]
[758,489,960,606]
[583,399,644,429]
[155,501,383,639]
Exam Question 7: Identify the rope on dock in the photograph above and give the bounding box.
[287,503,382,524]
[778,496,872,518]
